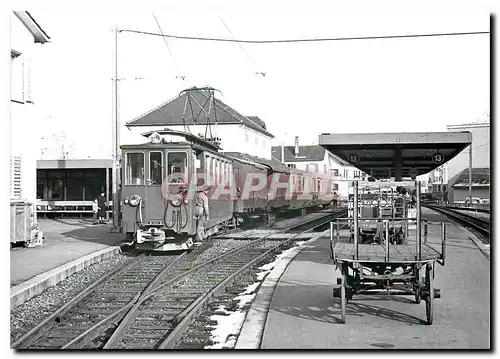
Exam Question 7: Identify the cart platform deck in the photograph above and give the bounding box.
[333,242,442,262]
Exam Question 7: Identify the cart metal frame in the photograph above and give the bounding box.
[330,180,446,324]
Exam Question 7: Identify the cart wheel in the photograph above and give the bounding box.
[425,263,434,325]
[413,267,421,304]
[414,288,421,304]
[340,263,347,323]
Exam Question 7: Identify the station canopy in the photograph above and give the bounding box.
[319,131,472,180]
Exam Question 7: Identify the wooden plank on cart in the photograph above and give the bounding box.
[333,243,441,262]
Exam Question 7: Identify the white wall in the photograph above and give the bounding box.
[446,123,490,181]
[10,13,43,208]
[122,123,273,159]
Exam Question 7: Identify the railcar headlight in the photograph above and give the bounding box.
[170,195,182,207]
[129,195,141,207]
[124,197,130,204]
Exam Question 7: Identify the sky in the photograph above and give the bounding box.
[16,2,492,158]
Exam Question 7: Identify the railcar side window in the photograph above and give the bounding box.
[167,152,187,183]
[126,152,145,185]
[149,152,163,185]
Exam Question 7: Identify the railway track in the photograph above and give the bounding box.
[13,209,346,350]
[12,253,186,349]
[425,205,490,237]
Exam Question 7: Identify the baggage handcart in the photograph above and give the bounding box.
[330,180,446,324]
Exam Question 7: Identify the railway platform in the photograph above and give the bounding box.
[238,207,490,349]
[10,219,122,307]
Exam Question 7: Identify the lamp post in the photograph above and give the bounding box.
[468,143,472,206]
[111,26,121,231]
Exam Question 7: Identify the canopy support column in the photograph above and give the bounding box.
[394,148,402,181]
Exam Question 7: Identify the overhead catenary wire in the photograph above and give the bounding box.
[220,17,265,77]
[152,13,185,80]
[118,29,489,44]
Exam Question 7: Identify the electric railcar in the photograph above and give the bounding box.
[121,129,335,251]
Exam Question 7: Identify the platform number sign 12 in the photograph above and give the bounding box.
[432,153,444,164]
[348,154,359,164]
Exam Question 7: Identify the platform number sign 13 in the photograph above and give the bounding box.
[348,154,359,164]
[432,153,444,164]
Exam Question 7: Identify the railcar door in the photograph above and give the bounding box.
[122,151,146,234]
[145,150,165,222]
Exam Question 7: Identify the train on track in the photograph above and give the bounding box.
[121,129,336,251]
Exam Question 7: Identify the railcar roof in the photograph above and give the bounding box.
[141,129,221,152]
[223,152,291,173]
[319,131,472,179]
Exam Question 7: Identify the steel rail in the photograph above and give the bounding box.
[426,205,490,236]
[103,210,347,349]
[14,252,186,349]
[102,230,284,348]
[12,253,146,349]
[60,252,186,349]
[158,220,334,349]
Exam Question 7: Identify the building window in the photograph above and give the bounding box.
[354,170,361,178]
[287,164,296,169]
[344,169,349,178]
[245,133,249,142]
[307,163,318,173]
[10,156,22,198]
[332,169,339,177]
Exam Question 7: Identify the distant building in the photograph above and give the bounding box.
[124,88,274,159]
[10,12,50,231]
[271,136,367,199]
[446,121,490,181]
[448,167,490,203]
[426,164,449,201]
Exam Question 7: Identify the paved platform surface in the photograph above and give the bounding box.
[259,208,490,349]
[11,219,122,286]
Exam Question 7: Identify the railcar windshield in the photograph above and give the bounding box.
[126,152,145,185]
[167,151,188,183]
[149,151,163,185]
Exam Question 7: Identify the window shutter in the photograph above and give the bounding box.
[23,57,33,103]
[10,156,22,198]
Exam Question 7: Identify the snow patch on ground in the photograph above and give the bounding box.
[204,241,305,349]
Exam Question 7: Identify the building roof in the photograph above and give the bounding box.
[37,159,112,169]
[271,145,326,162]
[13,11,50,43]
[319,131,472,179]
[224,152,290,173]
[126,88,274,138]
[247,116,266,129]
[450,167,490,188]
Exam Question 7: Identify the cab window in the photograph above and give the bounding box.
[126,152,145,185]
[167,152,187,183]
[149,151,163,185]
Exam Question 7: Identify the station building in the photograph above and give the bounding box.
[10,12,50,242]
[445,120,490,203]
[122,87,274,160]
[36,159,113,217]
